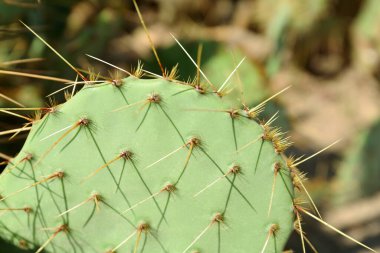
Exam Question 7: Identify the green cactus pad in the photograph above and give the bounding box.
[0,77,294,253]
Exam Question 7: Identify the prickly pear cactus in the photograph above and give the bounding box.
[334,120,380,205]
[203,46,268,107]
[0,76,295,252]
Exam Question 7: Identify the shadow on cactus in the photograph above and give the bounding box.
[0,1,376,253]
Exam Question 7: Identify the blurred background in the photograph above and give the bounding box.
[0,0,379,252]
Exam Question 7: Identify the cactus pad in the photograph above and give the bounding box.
[0,77,295,252]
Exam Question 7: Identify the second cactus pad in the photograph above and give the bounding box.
[0,76,294,252]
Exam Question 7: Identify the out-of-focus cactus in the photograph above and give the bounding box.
[203,46,268,107]
[352,0,380,74]
[334,120,380,205]
[254,0,327,39]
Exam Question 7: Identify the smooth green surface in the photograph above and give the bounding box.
[1,77,294,252]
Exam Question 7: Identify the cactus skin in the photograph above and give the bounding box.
[0,77,294,252]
